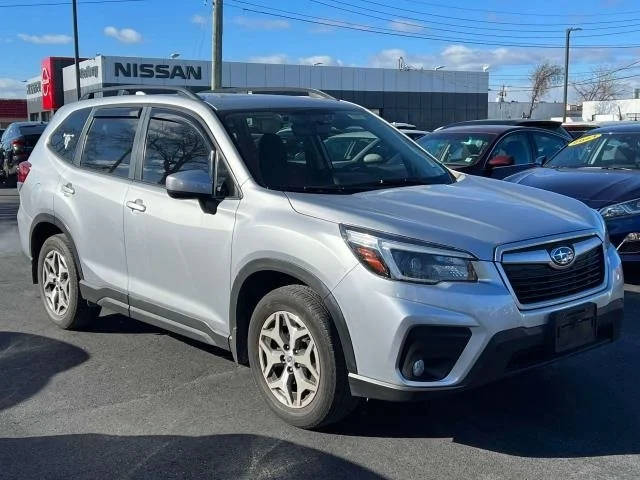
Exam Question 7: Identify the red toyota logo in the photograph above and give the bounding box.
[41,66,51,97]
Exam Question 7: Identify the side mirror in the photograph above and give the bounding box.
[166,169,212,199]
[488,155,514,168]
[363,153,384,164]
[534,155,546,166]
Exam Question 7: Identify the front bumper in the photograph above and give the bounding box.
[332,242,625,400]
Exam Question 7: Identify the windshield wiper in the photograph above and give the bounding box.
[346,178,436,189]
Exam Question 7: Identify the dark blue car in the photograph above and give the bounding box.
[505,123,640,264]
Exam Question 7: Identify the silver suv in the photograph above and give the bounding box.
[17,86,624,429]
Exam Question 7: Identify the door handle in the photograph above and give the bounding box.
[61,183,75,195]
[126,199,146,213]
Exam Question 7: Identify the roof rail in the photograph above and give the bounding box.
[203,87,336,100]
[80,85,201,101]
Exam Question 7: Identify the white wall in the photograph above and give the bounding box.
[582,99,640,122]
[487,101,565,120]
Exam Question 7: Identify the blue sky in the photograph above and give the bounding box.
[1,0,640,101]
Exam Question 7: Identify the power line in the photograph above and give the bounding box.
[348,0,640,27]
[310,0,640,34]
[0,0,146,7]
[227,1,640,49]
[399,0,640,18]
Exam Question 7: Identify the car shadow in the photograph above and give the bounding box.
[0,433,383,479]
[332,291,640,458]
[0,331,89,411]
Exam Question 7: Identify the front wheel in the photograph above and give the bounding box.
[248,285,357,429]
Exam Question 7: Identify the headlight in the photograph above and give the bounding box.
[341,226,477,284]
[599,198,640,219]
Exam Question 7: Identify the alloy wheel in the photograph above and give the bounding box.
[258,311,320,409]
[42,250,71,316]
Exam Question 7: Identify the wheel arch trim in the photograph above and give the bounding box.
[30,213,83,284]
[230,258,358,373]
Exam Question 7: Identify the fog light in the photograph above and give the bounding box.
[412,359,425,377]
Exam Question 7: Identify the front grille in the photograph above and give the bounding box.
[503,246,605,305]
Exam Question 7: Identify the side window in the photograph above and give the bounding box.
[532,132,567,160]
[49,108,91,162]
[142,109,211,185]
[490,132,532,165]
[80,108,140,178]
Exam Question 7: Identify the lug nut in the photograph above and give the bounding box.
[294,363,299,368]
[287,366,293,373]
[284,344,289,350]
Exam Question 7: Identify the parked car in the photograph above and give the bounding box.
[417,125,570,179]
[435,119,572,139]
[562,122,598,139]
[0,121,47,180]
[390,122,429,140]
[505,124,640,265]
[17,86,623,429]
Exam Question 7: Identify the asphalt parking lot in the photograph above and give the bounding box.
[1,185,640,479]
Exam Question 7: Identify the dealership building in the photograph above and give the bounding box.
[26,55,488,130]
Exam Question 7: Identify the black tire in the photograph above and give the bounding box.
[37,234,99,329]
[248,285,358,429]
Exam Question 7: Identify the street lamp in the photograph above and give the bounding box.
[313,62,323,66]
[563,27,582,122]
[169,53,180,59]
[434,65,445,71]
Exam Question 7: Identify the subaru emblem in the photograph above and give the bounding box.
[550,246,575,267]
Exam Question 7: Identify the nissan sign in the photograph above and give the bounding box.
[114,62,202,80]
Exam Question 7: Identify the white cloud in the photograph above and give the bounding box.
[191,14,207,26]
[248,54,289,64]
[233,16,290,31]
[17,33,71,45]
[388,19,425,34]
[298,55,343,66]
[103,26,142,44]
[0,78,26,99]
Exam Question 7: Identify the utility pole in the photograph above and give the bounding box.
[562,27,582,122]
[212,0,223,90]
[72,0,81,100]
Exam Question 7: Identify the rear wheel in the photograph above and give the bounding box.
[248,285,357,429]
[37,234,99,329]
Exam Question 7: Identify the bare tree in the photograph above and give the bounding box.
[573,67,628,102]
[527,62,563,118]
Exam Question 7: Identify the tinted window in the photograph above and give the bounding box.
[80,108,140,178]
[49,108,91,162]
[489,132,532,165]
[418,132,495,166]
[531,132,567,160]
[221,109,451,193]
[142,109,211,185]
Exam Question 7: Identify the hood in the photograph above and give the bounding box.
[506,167,640,209]
[286,175,600,261]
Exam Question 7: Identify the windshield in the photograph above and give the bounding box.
[220,108,452,193]
[546,132,640,169]
[417,132,495,166]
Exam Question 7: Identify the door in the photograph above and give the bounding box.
[486,131,535,179]
[54,106,141,295]
[123,107,240,337]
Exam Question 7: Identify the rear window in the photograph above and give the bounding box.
[18,125,47,147]
[49,108,91,162]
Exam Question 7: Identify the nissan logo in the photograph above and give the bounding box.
[550,246,575,267]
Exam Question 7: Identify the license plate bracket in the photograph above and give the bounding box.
[551,303,597,353]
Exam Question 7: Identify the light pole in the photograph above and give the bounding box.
[72,0,81,100]
[169,53,180,59]
[212,0,223,90]
[563,27,582,122]
[434,65,445,71]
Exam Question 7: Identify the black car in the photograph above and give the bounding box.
[417,125,569,179]
[505,124,640,264]
[0,121,47,180]
[436,119,572,138]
